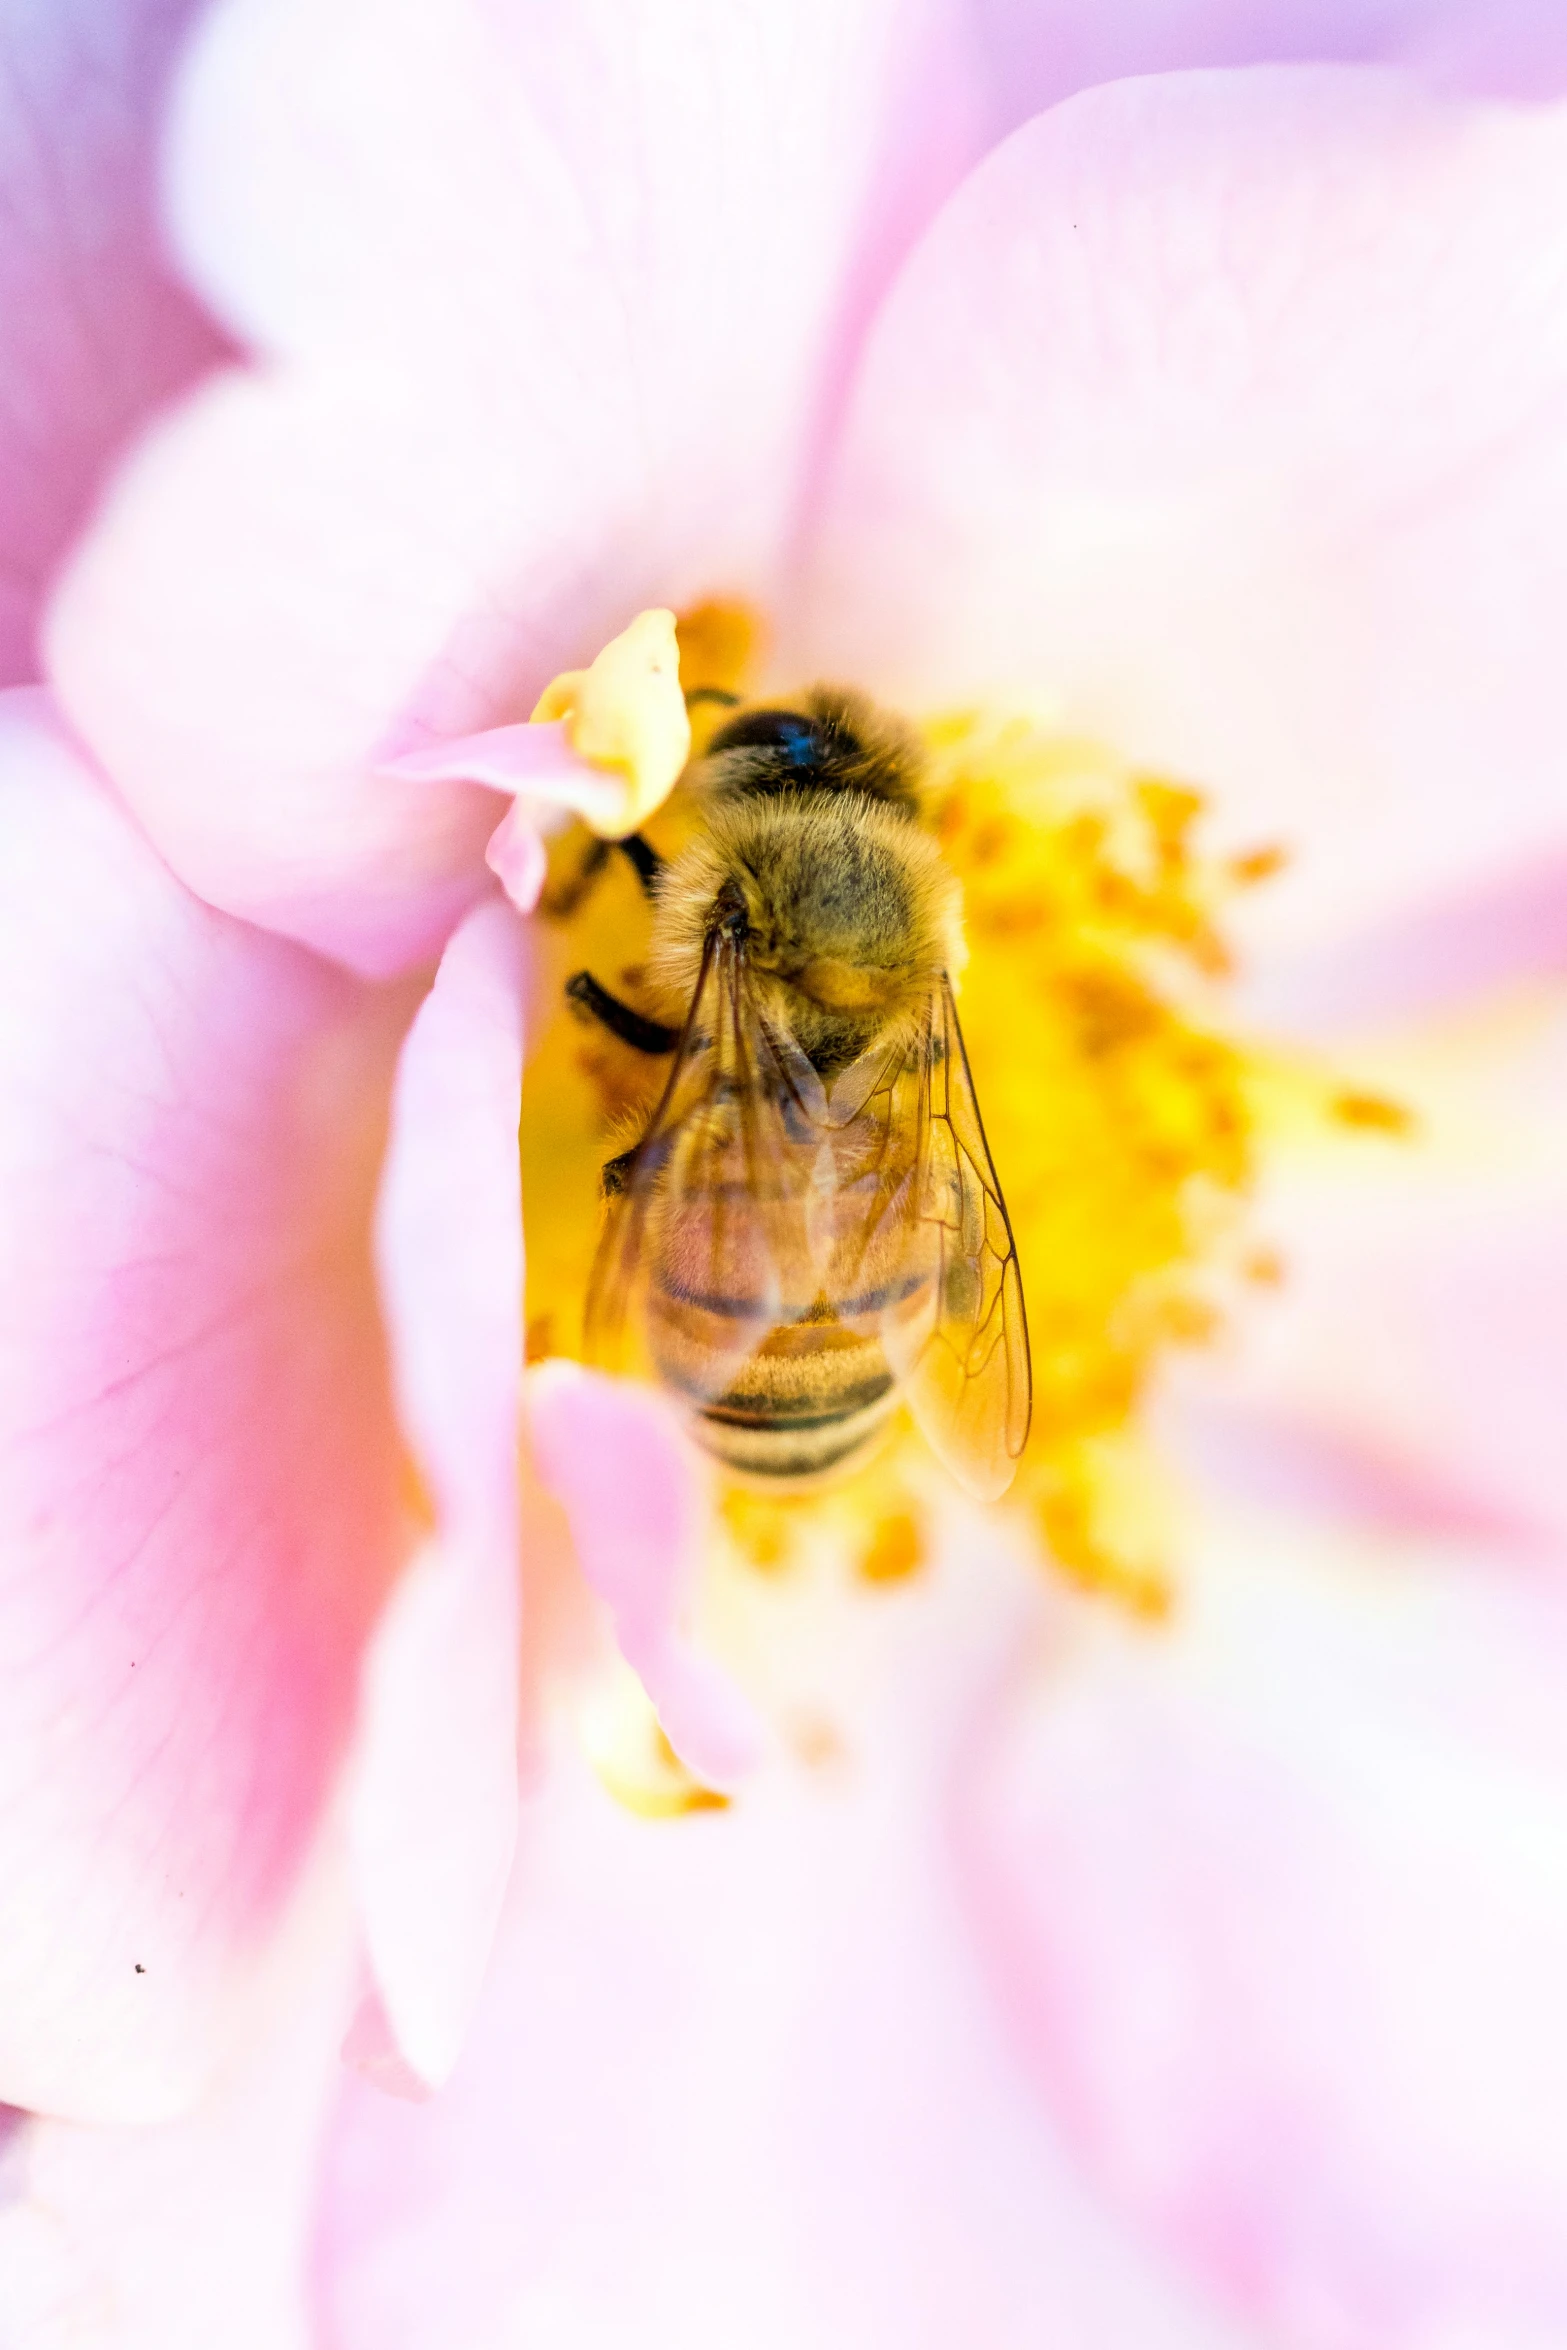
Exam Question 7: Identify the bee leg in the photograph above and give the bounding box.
[684,685,741,711]
[537,834,610,919]
[615,832,663,900]
[564,969,678,1056]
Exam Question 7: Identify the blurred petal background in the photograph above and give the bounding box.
[1,2,1565,2345]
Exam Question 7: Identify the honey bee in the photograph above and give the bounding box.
[564,687,1031,1501]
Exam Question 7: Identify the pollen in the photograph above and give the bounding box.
[1331,1087,1417,1136]
[857,1509,924,1584]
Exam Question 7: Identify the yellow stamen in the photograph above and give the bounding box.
[531,607,691,837]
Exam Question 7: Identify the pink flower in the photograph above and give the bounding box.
[3,2,1567,2344]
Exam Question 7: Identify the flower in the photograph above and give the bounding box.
[3,2,1567,2345]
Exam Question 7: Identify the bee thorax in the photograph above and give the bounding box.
[649,788,962,1076]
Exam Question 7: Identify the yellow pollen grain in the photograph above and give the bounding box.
[531,607,691,837]
[1243,1244,1286,1287]
[857,1510,923,1584]
[1331,1087,1418,1136]
[1227,842,1290,886]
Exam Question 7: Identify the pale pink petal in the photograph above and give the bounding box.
[315,1541,1243,2350]
[1168,988,1567,1550]
[1236,851,1567,1034]
[968,0,1567,130]
[346,1539,518,2097]
[382,718,648,835]
[337,1986,431,2106]
[0,689,407,2123]
[482,802,548,917]
[1407,0,1567,98]
[0,1850,356,2350]
[0,0,228,685]
[44,0,984,971]
[958,1518,1567,2348]
[379,720,582,797]
[347,899,527,2090]
[47,366,506,977]
[798,68,1567,968]
[528,1361,765,1791]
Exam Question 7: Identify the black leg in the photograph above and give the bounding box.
[538,835,609,919]
[541,831,662,916]
[565,970,677,1056]
[685,686,741,711]
[615,832,663,899]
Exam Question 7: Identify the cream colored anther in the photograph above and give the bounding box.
[530,608,691,837]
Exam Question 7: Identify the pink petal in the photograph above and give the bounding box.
[1407,0,1567,98]
[47,367,508,977]
[0,0,228,686]
[44,0,985,972]
[337,1986,432,2106]
[528,1361,765,1792]
[382,718,666,836]
[314,1542,1240,2349]
[0,690,408,2123]
[378,719,582,797]
[347,899,527,2090]
[969,0,1567,128]
[958,1520,1567,2347]
[1234,848,1567,1034]
[1168,990,1567,1550]
[482,802,548,916]
[798,67,1567,968]
[0,1854,357,2350]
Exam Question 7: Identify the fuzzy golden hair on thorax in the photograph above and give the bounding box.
[648,785,964,1078]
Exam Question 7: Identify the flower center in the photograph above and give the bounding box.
[519,605,1291,1611]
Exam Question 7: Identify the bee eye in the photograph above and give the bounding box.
[706,707,836,772]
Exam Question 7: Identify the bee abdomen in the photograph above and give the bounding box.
[678,1324,899,1484]
[696,1373,897,1482]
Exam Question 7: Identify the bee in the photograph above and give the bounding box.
[563,687,1031,1501]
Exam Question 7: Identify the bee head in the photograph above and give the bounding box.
[701,687,924,816]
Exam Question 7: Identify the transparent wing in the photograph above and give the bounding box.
[881,978,1032,1502]
[586,947,1030,1502]
[584,927,821,1405]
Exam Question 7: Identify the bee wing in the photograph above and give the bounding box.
[584,926,817,1400]
[881,978,1032,1502]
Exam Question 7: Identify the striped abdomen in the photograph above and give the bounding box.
[642,1110,928,1485]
